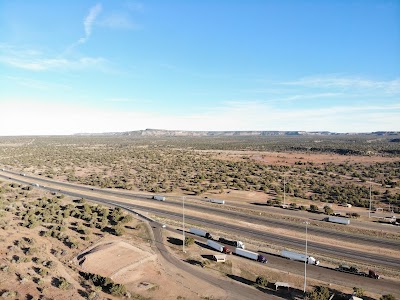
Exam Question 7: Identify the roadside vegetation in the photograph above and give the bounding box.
[0,180,147,300]
[0,135,399,212]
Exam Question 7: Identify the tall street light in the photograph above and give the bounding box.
[182,196,186,253]
[283,175,286,206]
[369,179,372,218]
[304,221,310,294]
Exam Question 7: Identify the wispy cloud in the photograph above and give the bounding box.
[282,75,400,94]
[98,12,137,29]
[79,3,102,44]
[3,75,70,90]
[0,46,106,71]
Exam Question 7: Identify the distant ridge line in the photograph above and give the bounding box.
[75,129,400,137]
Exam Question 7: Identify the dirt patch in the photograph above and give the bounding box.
[73,240,156,280]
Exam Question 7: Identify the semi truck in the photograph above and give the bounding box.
[327,216,350,225]
[152,195,166,201]
[218,237,245,249]
[209,198,225,204]
[206,240,231,254]
[281,250,320,265]
[189,227,213,239]
[336,265,380,279]
[235,248,267,263]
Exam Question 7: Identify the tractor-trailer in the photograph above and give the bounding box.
[207,240,231,254]
[327,216,350,225]
[209,198,225,204]
[189,228,213,239]
[218,237,245,249]
[235,248,267,263]
[152,195,166,201]
[281,250,319,265]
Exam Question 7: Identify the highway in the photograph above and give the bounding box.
[2,169,398,251]
[1,171,400,297]
[0,172,399,269]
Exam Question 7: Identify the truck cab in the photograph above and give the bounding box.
[368,270,380,279]
[257,254,267,263]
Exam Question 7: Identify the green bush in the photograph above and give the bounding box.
[308,286,330,300]
[184,237,195,247]
[255,276,268,287]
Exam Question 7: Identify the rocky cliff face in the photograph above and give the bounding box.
[76,128,337,136]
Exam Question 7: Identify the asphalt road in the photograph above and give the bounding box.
[1,172,399,297]
[2,170,398,250]
[1,171,399,269]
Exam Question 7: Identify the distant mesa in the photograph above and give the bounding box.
[75,129,399,137]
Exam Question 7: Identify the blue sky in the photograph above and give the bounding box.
[0,0,399,135]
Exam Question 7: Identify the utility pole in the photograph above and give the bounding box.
[369,179,372,218]
[182,196,186,253]
[303,221,310,294]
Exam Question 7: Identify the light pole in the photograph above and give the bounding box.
[283,175,286,206]
[369,179,372,218]
[303,221,310,294]
[182,196,186,253]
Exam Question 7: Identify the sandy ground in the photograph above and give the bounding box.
[205,150,400,166]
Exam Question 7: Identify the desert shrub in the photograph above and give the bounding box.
[39,267,49,277]
[113,225,125,236]
[380,295,396,300]
[184,237,195,247]
[308,286,330,300]
[57,276,71,290]
[109,283,127,296]
[255,276,268,287]
[324,205,333,215]
[82,272,128,296]
[353,287,364,297]
[309,204,319,213]
[0,290,18,298]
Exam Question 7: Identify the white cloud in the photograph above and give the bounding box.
[3,76,70,90]
[283,75,400,94]
[79,3,103,44]
[0,52,106,71]
[99,13,137,29]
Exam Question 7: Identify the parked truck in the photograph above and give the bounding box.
[209,198,225,204]
[189,228,213,239]
[207,240,231,254]
[218,237,245,249]
[336,265,380,279]
[152,195,166,201]
[235,248,267,263]
[327,216,350,225]
[281,250,320,265]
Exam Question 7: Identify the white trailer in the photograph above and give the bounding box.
[213,254,227,262]
[32,183,39,187]
[281,250,319,265]
[327,216,350,225]
[152,195,166,201]
[235,248,267,263]
[189,227,213,239]
[207,240,231,254]
[209,198,225,204]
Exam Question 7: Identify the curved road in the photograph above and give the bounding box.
[2,170,398,250]
[1,172,398,270]
[1,172,399,297]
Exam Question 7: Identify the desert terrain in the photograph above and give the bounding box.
[0,135,399,300]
